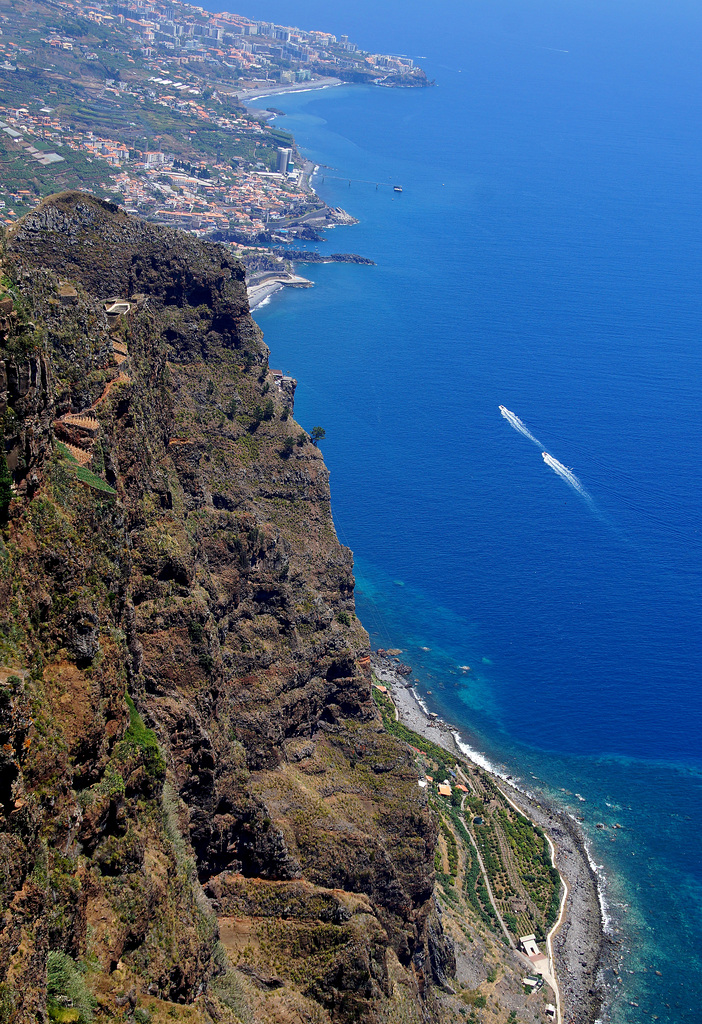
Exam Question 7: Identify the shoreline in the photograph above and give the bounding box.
[236,77,343,108]
[247,279,284,311]
[372,652,611,1024]
[247,273,313,311]
[238,77,610,1024]
[234,80,368,289]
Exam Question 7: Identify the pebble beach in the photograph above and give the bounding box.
[372,652,610,1024]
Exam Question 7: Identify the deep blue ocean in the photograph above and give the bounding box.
[208,1,702,1019]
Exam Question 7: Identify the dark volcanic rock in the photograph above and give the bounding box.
[0,193,445,1024]
[270,249,376,265]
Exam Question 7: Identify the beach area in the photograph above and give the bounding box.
[247,272,313,311]
[245,9,702,1018]
[235,76,342,107]
[247,277,284,310]
[371,652,612,1024]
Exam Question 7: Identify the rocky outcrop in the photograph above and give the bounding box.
[270,250,376,265]
[0,294,55,496]
[0,193,451,1024]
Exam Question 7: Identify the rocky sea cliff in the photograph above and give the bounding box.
[0,193,599,1024]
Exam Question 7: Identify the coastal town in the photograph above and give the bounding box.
[0,2,618,1020]
[0,0,429,241]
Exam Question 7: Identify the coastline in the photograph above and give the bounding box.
[372,652,610,1024]
[247,272,313,311]
[231,80,368,285]
[236,76,343,107]
[247,278,284,311]
[243,76,610,1024]
[235,26,702,1024]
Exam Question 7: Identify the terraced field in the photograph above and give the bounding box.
[373,685,561,945]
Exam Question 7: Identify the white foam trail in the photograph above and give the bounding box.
[452,731,503,776]
[499,405,542,446]
[251,293,274,311]
[454,729,613,935]
[542,451,592,500]
[570,814,613,934]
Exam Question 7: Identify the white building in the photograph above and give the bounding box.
[276,147,292,174]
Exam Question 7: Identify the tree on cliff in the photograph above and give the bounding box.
[310,426,326,446]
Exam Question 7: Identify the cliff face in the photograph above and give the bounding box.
[0,194,451,1024]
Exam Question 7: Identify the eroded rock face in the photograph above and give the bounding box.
[0,193,444,1024]
[67,605,100,663]
[0,352,54,495]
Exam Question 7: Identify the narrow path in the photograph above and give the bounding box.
[544,831,568,1024]
[92,371,130,408]
[55,351,131,470]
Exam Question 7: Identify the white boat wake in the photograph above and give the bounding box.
[542,452,592,500]
[499,406,602,515]
[499,405,541,446]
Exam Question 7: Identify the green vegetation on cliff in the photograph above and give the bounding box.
[372,683,561,947]
[0,193,557,1024]
[0,193,455,1024]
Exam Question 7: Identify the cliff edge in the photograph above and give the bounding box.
[0,193,455,1024]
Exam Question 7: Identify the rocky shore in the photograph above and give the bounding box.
[372,651,610,1024]
[270,249,376,265]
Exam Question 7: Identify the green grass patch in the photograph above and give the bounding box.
[74,465,116,494]
[119,694,166,788]
[46,951,96,1024]
[372,683,458,777]
[55,442,116,495]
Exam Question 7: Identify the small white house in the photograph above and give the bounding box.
[519,935,541,958]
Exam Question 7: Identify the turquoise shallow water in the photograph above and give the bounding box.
[207,1,702,1019]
